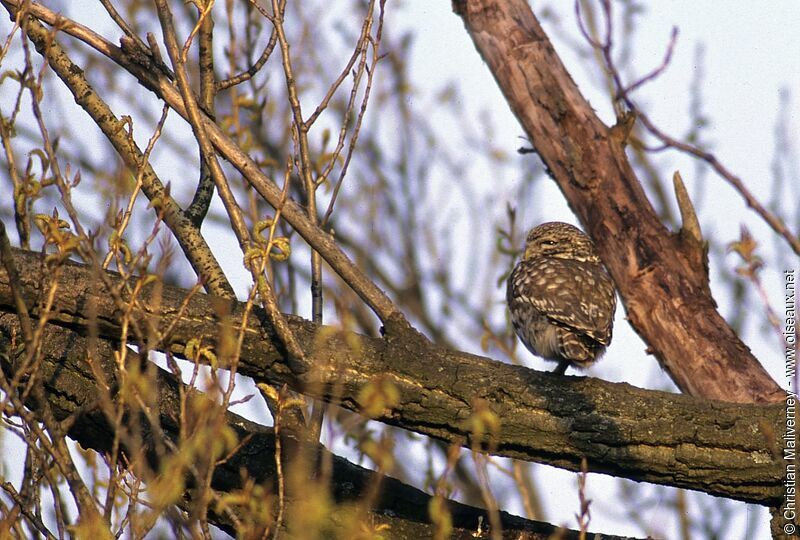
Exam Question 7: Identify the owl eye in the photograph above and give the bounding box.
[541,240,557,246]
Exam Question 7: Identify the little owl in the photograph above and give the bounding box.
[507,222,616,374]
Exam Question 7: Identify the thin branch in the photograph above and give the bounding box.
[575,0,800,255]
[0,482,58,540]
[303,0,377,129]
[617,26,678,98]
[1,0,408,325]
[321,1,386,225]
[180,0,215,65]
[215,0,282,90]
[99,0,148,52]
[267,0,324,326]
[102,104,170,270]
[185,0,218,225]
[5,2,235,297]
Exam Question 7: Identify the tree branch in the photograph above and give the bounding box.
[1,0,404,326]
[6,1,235,298]
[451,0,782,404]
[0,316,636,540]
[0,248,786,506]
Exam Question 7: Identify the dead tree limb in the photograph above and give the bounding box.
[451,0,782,404]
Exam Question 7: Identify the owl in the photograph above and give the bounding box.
[507,222,616,374]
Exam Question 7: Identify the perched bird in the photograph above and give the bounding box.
[507,222,616,374]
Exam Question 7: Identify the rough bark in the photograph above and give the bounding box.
[0,248,786,506]
[0,318,632,540]
[451,0,783,404]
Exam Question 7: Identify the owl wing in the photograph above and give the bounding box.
[507,257,616,345]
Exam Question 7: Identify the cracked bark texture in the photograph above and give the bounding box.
[0,248,785,506]
[1,317,632,540]
[452,0,782,405]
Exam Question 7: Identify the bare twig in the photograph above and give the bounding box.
[617,26,678,99]
[2,0,407,325]
[99,0,147,52]
[576,457,591,540]
[180,0,215,65]
[102,104,170,270]
[303,0,377,129]
[0,482,58,540]
[5,2,235,297]
[728,225,789,351]
[322,1,386,225]
[575,0,800,255]
[215,0,282,90]
[0,220,32,342]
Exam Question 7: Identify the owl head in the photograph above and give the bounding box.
[522,222,601,263]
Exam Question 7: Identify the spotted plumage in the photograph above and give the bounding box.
[507,222,616,374]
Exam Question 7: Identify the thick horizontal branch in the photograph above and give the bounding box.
[0,318,620,540]
[0,249,787,506]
